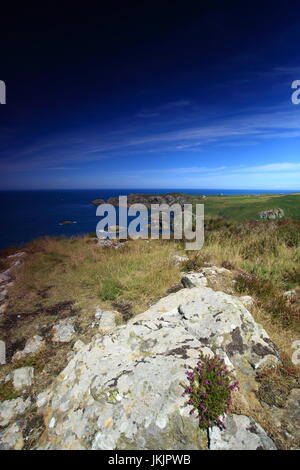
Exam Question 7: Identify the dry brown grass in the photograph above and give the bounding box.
[7,236,182,317]
[1,236,183,367]
[0,236,185,400]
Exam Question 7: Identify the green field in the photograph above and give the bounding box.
[184,193,300,221]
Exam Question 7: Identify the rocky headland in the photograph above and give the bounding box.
[0,249,299,450]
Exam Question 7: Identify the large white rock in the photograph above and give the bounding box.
[209,414,276,450]
[36,284,277,450]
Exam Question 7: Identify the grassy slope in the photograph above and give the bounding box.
[184,193,300,221]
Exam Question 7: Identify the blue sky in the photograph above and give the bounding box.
[1,3,300,190]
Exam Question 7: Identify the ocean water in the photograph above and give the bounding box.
[0,188,298,250]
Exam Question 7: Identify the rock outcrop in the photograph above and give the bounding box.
[92,192,188,208]
[258,208,284,220]
[1,263,299,450]
[35,272,279,450]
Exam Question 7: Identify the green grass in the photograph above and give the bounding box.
[0,380,19,401]
[183,193,300,221]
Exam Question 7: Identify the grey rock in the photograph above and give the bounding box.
[6,367,34,390]
[7,252,26,259]
[13,335,45,362]
[36,283,277,450]
[181,272,208,288]
[258,208,284,220]
[172,255,189,264]
[36,390,52,410]
[178,288,277,371]
[0,340,5,365]
[95,309,116,333]
[209,414,276,450]
[97,239,127,249]
[0,422,24,450]
[0,272,11,284]
[52,317,76,343]
[0,287,7,301]
[283,289,297,299]
[0,397,31,427]
[0,303,8,314]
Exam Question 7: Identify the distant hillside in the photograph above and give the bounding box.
[193,193,300,221]
[92,192,300,221]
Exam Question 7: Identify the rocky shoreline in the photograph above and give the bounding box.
[91,192,190,208]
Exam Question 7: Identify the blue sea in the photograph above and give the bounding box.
[0,189,298,250]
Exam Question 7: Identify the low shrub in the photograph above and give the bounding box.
[182,353,239,429]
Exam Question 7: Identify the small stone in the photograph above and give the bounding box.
[181,272,208,288]
[0,303,8,314]
[0,288,8,301]
[7,252,26,259]
[283,289,297,299]
[0,272,11,284]
[172,254,189,264]
[0,397,31,427]
[0,340,5,365]
[52,317,76,343]
[49,417,56,428]
[0,422,24,450]
[13,335,45,362]
[6,367,34,390]
[36,390,51,409]
[95,309,116,332]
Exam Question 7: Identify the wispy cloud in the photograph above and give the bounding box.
[136,100,191,118]
[1,97,300,175]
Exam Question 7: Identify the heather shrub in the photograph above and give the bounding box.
[182,353,239,429]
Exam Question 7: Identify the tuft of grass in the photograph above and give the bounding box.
[0,380,19,402]
[99,277,123,301]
